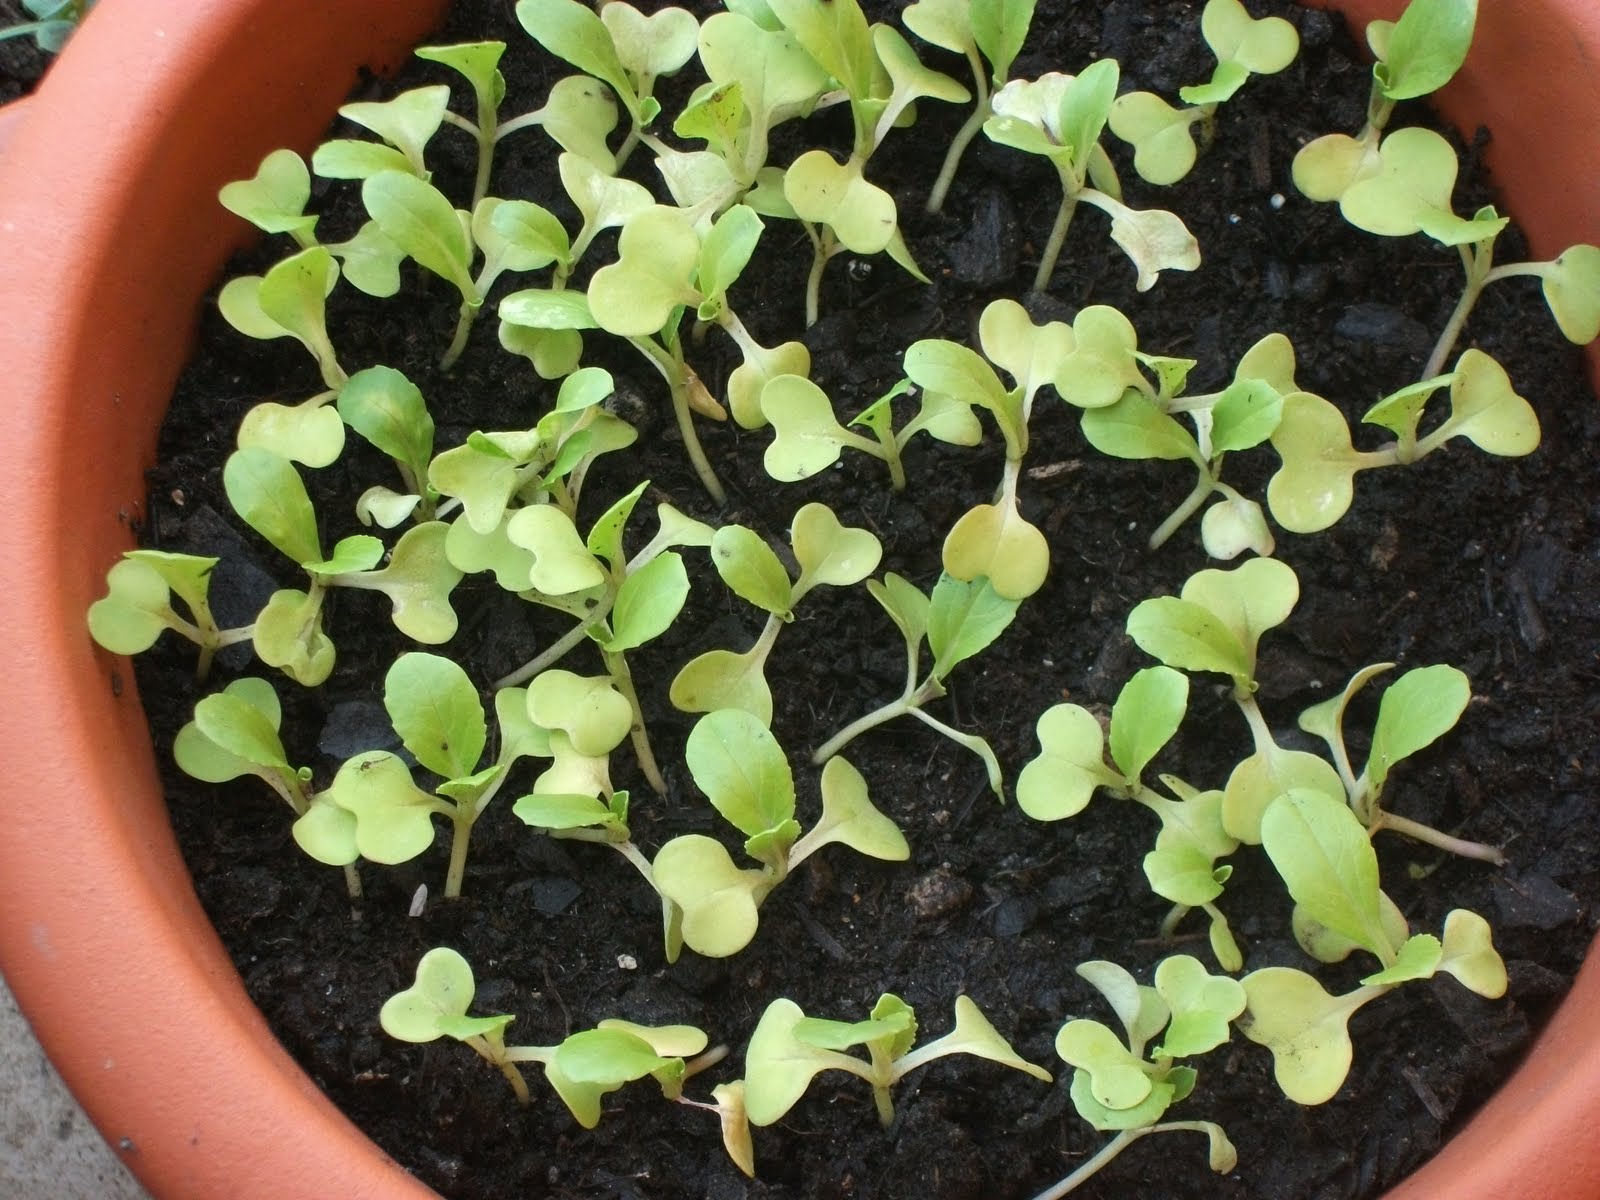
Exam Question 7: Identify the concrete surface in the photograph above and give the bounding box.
[0,971,149,1199]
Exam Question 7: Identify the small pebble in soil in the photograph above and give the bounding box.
[1491,871,1582,932]
[906,866,973,920]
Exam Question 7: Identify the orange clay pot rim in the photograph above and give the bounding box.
[0,3,1593,1200]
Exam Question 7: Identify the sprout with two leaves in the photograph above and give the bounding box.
[1069,309,1289,559]
[1108,0,1299,186]
[285,652,545,898]
[741,991,1050,1130]
[380,946,747,1166]
[167,676,358,898]
[1240,788,1506,1106]
[1017,666,1243,971]
[88,550,252,681]
[984,62,1199,293]
[763,0,969,324]
[515,708,909,962]
[221,446,462,685]
[901,0,1039,213]
[812,572,1019,799]
[671,502,881,727]
[1292,0,1599,382]
[1035,956,1241,1198]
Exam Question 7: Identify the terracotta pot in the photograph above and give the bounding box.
[0,1,1591,1198]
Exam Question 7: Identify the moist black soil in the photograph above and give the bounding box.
[130,2,1599,1198]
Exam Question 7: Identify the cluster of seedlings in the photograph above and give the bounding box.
[89,0,1598,1194]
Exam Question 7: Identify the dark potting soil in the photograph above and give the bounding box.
[130,2,1599,1198]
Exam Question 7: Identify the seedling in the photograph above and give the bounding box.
[88,550,251,680]
[1066,307,1286,558]
[1239,787,1506,1105]
[381,946,722,1124]
[742,991,1049,1128]
[903,0,1038,212]
[222,447,463,684]
[1108,0,1298,185]
[1296,661,1504,864]
[515,708,908,961]
[291,653,542,897]
[1267,349,1540,534]
[1034,957,1240,1198]
[170,676,359,898]
[984,63,1199,292]
[515,0,699,169]
[671,502,881,725]
[1017,667,1243,970]
[812,572,1018,798]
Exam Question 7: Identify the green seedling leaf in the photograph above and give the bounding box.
[1292,891,1409,964]
[1055,1020,1152,1111]
[237,247,345,389]
[338,366,436,489]
[89,551,218,656]
[904,338,1011,420]
[768,0,876,105]
[429,431,541,536]
[583,473,646,573]
[1174,556,1298,684]
[339,85,451,176]
[1201,494,1275,561]
[711,525,794,616]
[514,792,628,837]
[1210,377,1284,453]
[1238,967,1364,1104]
[1200,0,1299,78]
[1109,92,1199,186]
[1364,664,1470,793]
[731,340,812,430]
[1143,840,1230,908]
[1375,0,1477,100]
[416,40,508,110]
[177,679,290,783]
[743,999,846,1126]
[528,671,633,757]
[1437,909,1507,998]
[1336,126,1461,239]
[1055,306,1145,409]
[1261,788,1394,961]
[943,498,1049,601]
[670,646,774,725]
[784,151,898,254]
[326,221,407,298]
[870,24,970,145]
[304,535,384,578]
[1153,955,1247,1058]
[927,573,1020,680]
[517,0,640,121]
[534,77,621,173]
[1222,743,1346,844]
[305,750,439,865]
[1291,131,1375,204]
[696,11,832,146]
[1267,391,1366,532]
[1126,597,1251,688]
[793,1010,913,1054]
[487,199,571,271]
[443,515,534,592]
[1081,391,1203,464]
[867,572,931,651]
[362,171,477,300]
[970,0,1037,81]
[791,502,882,592]
[1540,244,1600,343]
[604,552,690,652]
[500,323,584,379]
[1016,704,1115,820]
[902,0,976,58]
[1075,961,1167,1055]
[653,834,769,958]
[760,374,859,480]
[913,996,1052,1082]
[1363,374,1449,442]
[697,205,764,307]
[532,731,613,800]
[685,709,795,838]
[978,298,1073,402]
[1109,665,1188,782]
[800,757,910,862]
[237,395,346,469]
[1361,933,1443,986]
[223,447,322,567]
[219,148,316,239]
[312,139,413,182]
[252,588,334,686]
[385,653,485,781]
[380,947,484,1043]
[506,505,607,595]
[600,2,699,79]
[1444,349,1540,457]
[587,205,701,337]
[344,522,463,644]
